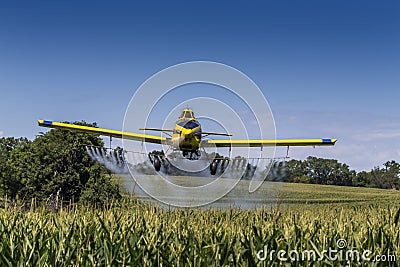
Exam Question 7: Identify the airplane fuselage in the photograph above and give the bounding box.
[172,118,202,152]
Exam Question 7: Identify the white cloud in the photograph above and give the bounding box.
[0,131,3,137]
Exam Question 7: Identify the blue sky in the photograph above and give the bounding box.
[0,1,399,171]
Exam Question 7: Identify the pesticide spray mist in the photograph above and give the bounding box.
[85,146,128,174]
[85,146,287,209]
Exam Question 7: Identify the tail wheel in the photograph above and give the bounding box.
[210,160,218,175]
[154,156,161,172]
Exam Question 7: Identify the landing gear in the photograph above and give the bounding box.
[210,159,219,175]
[209,158,229,175]
[153,156,161,172]
[148,153,163,172]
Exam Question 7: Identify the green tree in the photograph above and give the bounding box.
[353,171,372,187]
[79,174,121,207]
[1,122,121,204]
[284,159,307,182]
[383,160,400,189]
[0,137,31,197]
[370,161,400,189]
[305,156,355,186]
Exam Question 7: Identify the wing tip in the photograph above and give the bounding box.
[38,119,53,126]
[323,138,337,145]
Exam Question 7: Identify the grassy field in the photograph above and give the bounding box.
[1,178,400,266]
[117,174,400,208]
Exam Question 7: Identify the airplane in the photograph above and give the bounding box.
[38,107,336,175]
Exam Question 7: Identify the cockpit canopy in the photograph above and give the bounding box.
[179,109,196,120]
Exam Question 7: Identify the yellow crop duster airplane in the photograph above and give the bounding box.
[38,108,336,175]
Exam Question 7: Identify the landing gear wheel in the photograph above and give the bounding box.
[153,156,161,172]
[210,160,218,175]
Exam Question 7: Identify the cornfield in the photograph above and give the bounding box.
[0,196,399,266]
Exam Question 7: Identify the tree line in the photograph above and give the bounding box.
[267,156,400,190]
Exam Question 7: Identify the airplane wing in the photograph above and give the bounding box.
[203,138,337,147]
[38,120,336,147]
[38,120,168,144]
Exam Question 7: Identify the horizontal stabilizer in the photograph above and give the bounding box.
[139,128,174,132]
[201,132,232,137]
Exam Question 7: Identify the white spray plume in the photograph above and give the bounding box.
[85,146,129,174]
